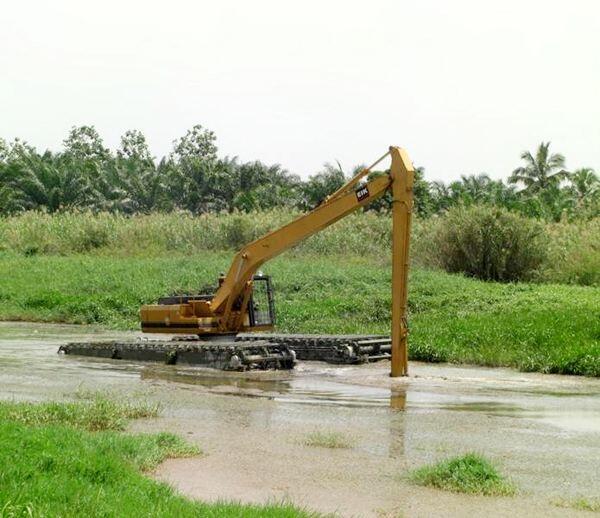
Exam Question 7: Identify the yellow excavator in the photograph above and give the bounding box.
[61,146,414,377]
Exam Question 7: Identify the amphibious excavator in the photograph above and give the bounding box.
[60,146,414,376]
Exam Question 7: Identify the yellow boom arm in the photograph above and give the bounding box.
[213,146,413,375]
[140,146,414,376]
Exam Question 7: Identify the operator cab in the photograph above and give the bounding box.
[156,274,275,329]
[248,273,276,327]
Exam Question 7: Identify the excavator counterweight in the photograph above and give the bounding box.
[60,147,414,375]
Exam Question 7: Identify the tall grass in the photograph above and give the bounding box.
[0,210,597,285]
[541,217,600,286]
[0,209,394,257]
[0,397,160,432]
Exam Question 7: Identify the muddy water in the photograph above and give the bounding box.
[1,321,599,517]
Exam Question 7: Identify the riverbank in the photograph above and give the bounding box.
[0,252,598,376]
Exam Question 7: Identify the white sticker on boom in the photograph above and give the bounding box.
[355,186,369,202]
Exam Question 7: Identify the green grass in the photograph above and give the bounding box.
[0,252,598,376]
[304,430,353,449]
[0,400,317,517]
[554,497,600,513]
[0,396,160,431]
[409,453,517,496]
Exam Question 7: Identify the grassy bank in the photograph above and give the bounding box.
[0,252,598,376]
[0,399,315,517]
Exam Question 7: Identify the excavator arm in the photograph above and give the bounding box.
[213,168,388,309]
[140,146,414,376]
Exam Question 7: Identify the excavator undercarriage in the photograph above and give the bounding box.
[58,334,392,370]
[59,339,296,371]
[59,147,414,375]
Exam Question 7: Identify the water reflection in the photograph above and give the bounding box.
[140,365,292,394]
[140,364,410,411]
[390,389,406,411]
[388,388,407,457]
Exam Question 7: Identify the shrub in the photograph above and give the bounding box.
[431,205,548,281]
[409,453,516,496]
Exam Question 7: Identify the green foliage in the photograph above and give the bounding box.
[3,153,99,212]
[569,167,599,201]
[0,125,305,216]
[430,205,548,281]
[0,210,395,257]
[117,129,154,163]
[509,141,568,194]
[1,127,598,221]
[409,453,516,496]
[0,207,600,286]
[0,210,597,286]
[0,137,8,162]
[0,401,313,517]
[63,125,110,163]
[170,123,218,163]
[0,253,598,376]
[568,167,600,219]
[298,162,346,209]
[222,214,259,248]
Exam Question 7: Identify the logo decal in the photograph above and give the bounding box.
[355,185,370,202]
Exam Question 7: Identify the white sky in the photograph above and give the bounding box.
[1,0,599,181]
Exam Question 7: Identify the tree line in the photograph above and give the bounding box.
[0,125,598,220]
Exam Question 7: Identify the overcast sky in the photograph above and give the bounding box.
[1,0,599,181]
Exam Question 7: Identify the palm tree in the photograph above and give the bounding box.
[99,158,170,213]
[459,174,493,202]
[0,162,25,213]
[429,181,452,212]
[10,152,95,212]
[568,168,599,203]
[509,142,569,194]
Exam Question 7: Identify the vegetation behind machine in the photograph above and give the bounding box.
[1,208,597,286]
